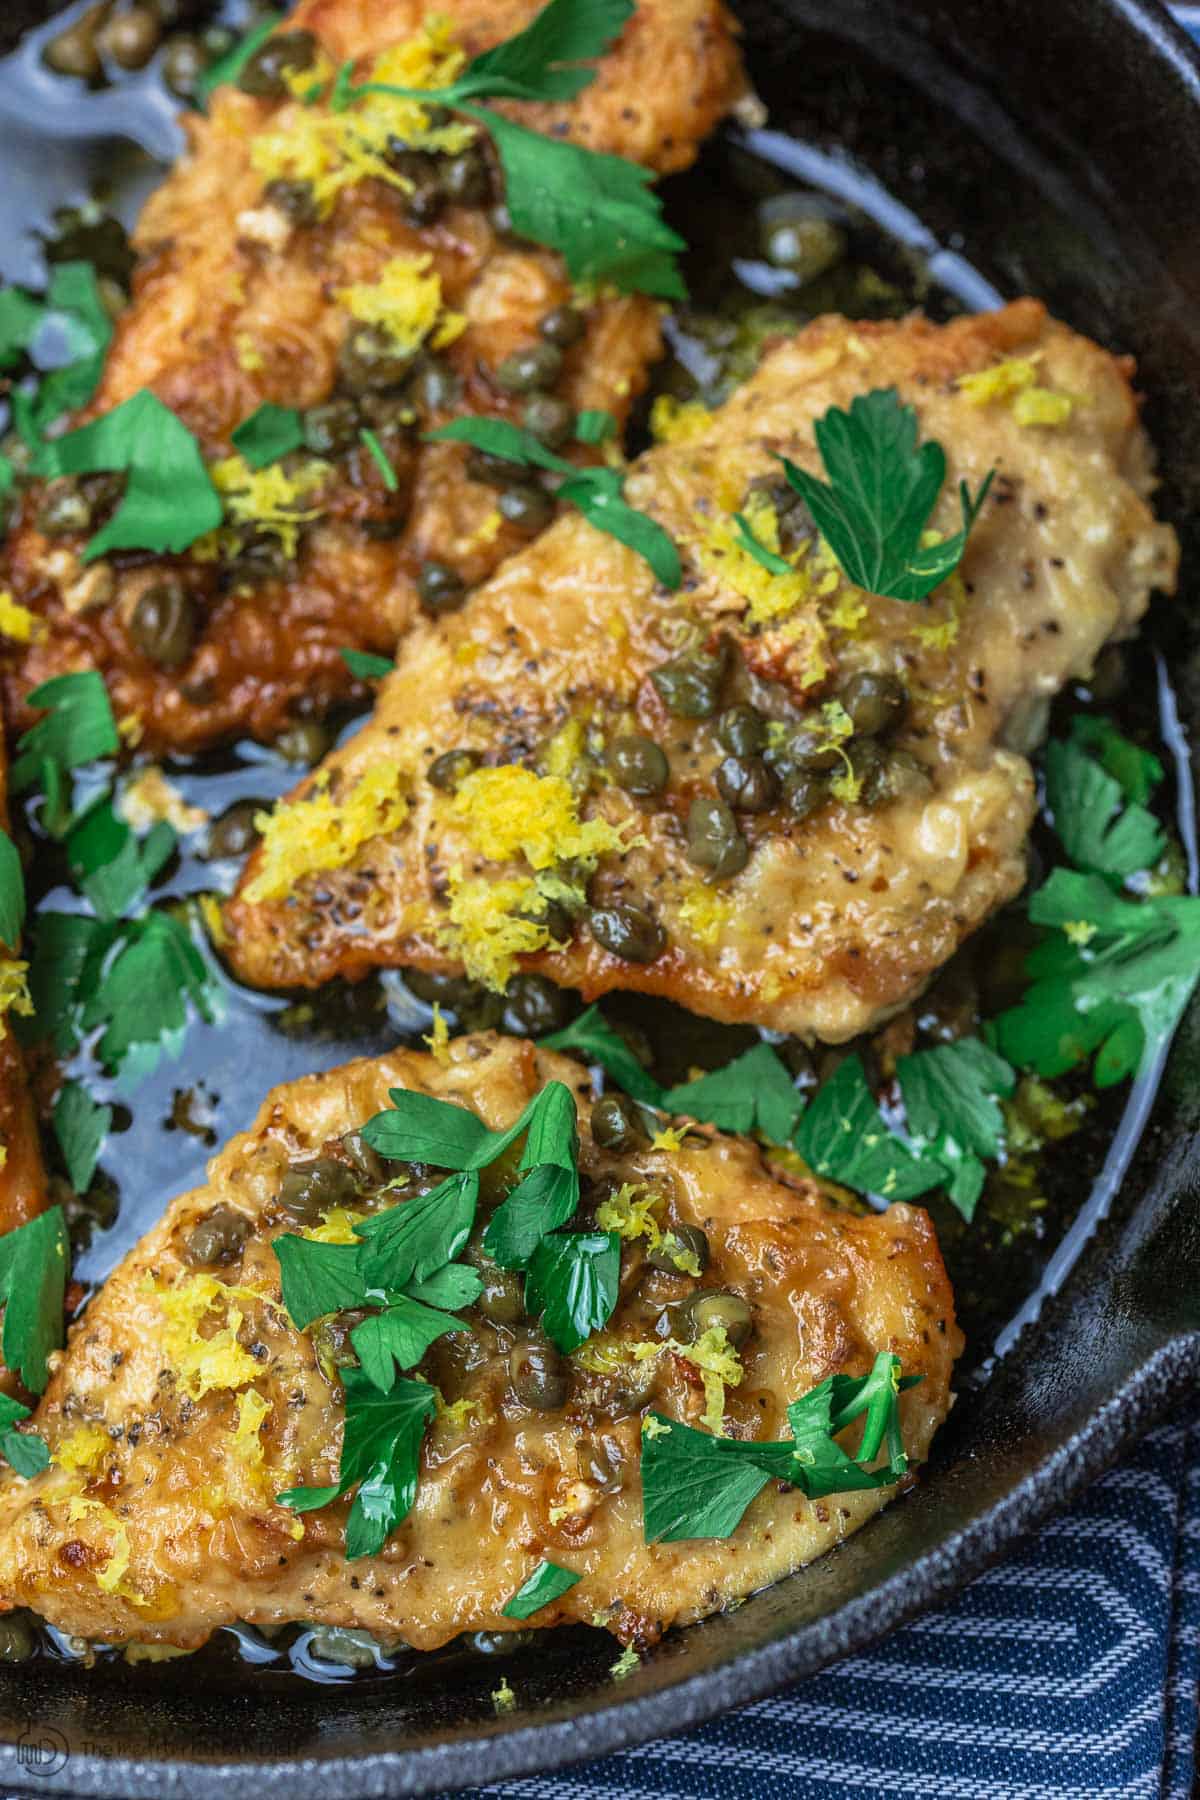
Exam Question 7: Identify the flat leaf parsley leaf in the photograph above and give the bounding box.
[10,671,120,819]
[0,1394,50,1479]
[0,830,25,949]
[341,649,395,680]
[1044,734,1165,881]
[660,1042,803,1142]
[793,1053,945,1203]
[1069,715,1164,808]
[502,1559,582,1619]
[525,1229,619,1354]
[778,388,993,603]
[0,1204,69,1393]
[447,0,634,101]
[428,417,680,586]
[52,1079,112,1195]
[541,1002,665,1105]
[197,12,283,105]
[231,402,304,469]
[895,1039,1015,1220]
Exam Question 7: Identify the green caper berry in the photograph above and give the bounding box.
[43,11,104,80]
[338,323,415,394]
[647,1221,710,1275]
[838,670,908,737]
[340,1129,385,1186]
[716,703,767,756]
[276,718,333,765]
[783,724,842,772]
[475,1265,524,1326]
[204,799,264,861]
[0,1614,36,1663]
[278,1156,357,1223]
[98,5,162,70]
[716,754,779,813]
[417,561,466,615]
[466,450,525,489]
[590,1092,645,1154]
[509,1341,568,1409]
[428,747,482,790]
[130,580,197,670]
[438,149,490,205]
[356,391,418,442]
[784,769,831,819]
[538,304,585,348]
[263,177,320,227]
[504,973,571,1036]
[409,356,461,414]
[497,482,555,534]
[606,735,669,796]
[301,398,360,458]
[685,1288,752,1346]
[650,649,728,719]
[846,736,891,807]
[160,32,207,98]
[236,28,318,97]
[37,479,92,538]
[183,1205,250,1269]
[761,214,846,283]
[522,394,574,448]
[588,903,665,963]
[495,342,563,395]
[686,796,749,878]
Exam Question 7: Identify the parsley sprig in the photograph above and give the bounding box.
[330,0,686,299]
[0,261,111,473]
[641,1351,919,1541]
[779,388,993,603]
[502,1559,581,1619]
[428,417,681,587]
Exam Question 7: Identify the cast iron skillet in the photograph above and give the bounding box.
[2,0,1200,1792]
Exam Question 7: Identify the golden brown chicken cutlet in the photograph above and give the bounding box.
[0,1032,959,1653]
[224,299,1178,1040]
[0,0,745,753]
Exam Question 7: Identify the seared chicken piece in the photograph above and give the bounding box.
[0,1033,959,1653]
[0,0,744,753]
[225,300,1178,1040]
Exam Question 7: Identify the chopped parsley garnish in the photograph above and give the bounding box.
[0,261,111,441]
[66,794,176,923]
[895,1039,1015,1218]
[502,1560,581,1619]
[34,389,221,561]
[0,1205,68,1393]
[0,830,25,950]
[428,417,680,587]
[231,402,305,470]
[525,1229,619,1353]
[0,1394,50,1480]
[778,388,993,603]
[359,427,399,491]
[196,12,283,105]
[52,1079,112,1196]
[575,408,617,445]
[732,511,793,576]
[661,1042,803,1142]
[641,1352,919,1541]
[333,0,686,299]
[10,671,120,827]
[341,649,395,680]
[350,1300,468,1391]
[1044,732,1165,881]
[541,1003,665,1105]
[1069,715,1163,808]
[794,1054,947,1204]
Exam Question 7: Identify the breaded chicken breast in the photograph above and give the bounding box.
[0,1033,959,1653]
[0,0,744,752]
[224,300,1178,1040]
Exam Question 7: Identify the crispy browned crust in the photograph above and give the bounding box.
[0,0,745,753]
[0,1033,960,1652]
[224,300,1178,1039]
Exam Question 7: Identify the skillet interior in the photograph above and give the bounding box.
[1,0,1200,1792]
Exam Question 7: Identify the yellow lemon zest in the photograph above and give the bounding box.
[641,1415,670,1440]
[53,1424,111,1474]
[0,590,45,644]
[148,1273,262,1400]
[337,254,465,354]
[958,356,1074,426]
[302,1206,365,1246]
[208,453,329,561]
[649,1124,687,1154]
[676,883,733,949]
[696,492,811,626]
[244,763,409,903]
[232,1389,271,1467]
[66,1496,133,1596]
[451,765,635,871]
[0,961,33,1029]
[437,868,549,991]
[630,1325,743,1435]
[424,1003,451,1065]
[649,395,712,444]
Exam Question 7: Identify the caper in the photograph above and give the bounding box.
[651,646,728,719]
[438,148,490,205]
[887,748,932,801]
[409,355,461,414]
[98,5,162,69]
[504,973,571,1036]
[784,769,830,819]
[716,754,779,813]
[0,1613,36,1663]
[130,580,197,670]
[466,450,525,489]
[686,796,749,878]
[538,304,585,348]
[236,28,318,97]
[495,343,563,395]
[306,1626,389,1669]
[417,560,466,615]
[475,1265,525,1327]
[278,1156,357,1223]
[838,670,908,738]
[200,25,237,61]
[576,1436,623,1491]
[204,798,264,860]
[488,200,514,239]
[522,394,574,448]
[263,177,320,227]
[509,1341,568,1410]
[761,213,846,284]
[47,210,134,286]
[428,747,482,790]
[37,479,92,538]
[276,718,332,765]
[590,1092,645,1155]
[846,736,890,806]
[717,703,767,756]
[338,1128,385,1186]
[338,323,416,394]
[357,390,417,441]
[685,1288,752,1346]
[386,150,444,226]
[161,31,207,99]
[44,7,105,80]
[497,482,555,534]
[647,1221,710,1275]
[183,1204,250,1268]
[303,397,361,458]
[606,734,669,797]
[587,903,665,963]
[781,723,842,772]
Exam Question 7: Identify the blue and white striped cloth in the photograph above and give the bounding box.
[467,1416,1200,1798]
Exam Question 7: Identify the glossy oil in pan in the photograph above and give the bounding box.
[1,0,1200,1792]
